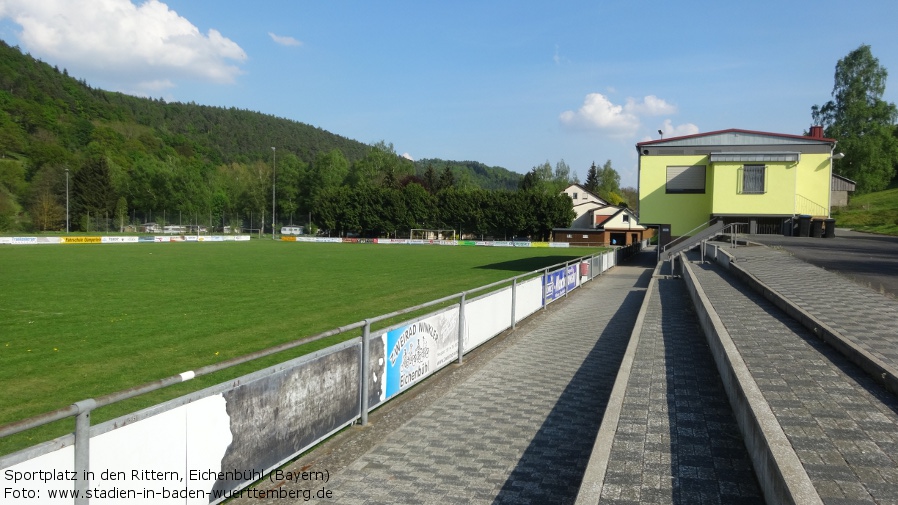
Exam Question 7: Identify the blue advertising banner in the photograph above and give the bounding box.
[383,308,459,400]
[544,265,578,302]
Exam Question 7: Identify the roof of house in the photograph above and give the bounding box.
[636,128,836,148]
[832,173,857,191]
[563,183,607,204]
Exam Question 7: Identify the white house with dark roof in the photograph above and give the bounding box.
[561,184,609,228]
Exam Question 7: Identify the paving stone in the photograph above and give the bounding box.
[599,278,762,504]
[239,252,656,504]
[688,251,898,503]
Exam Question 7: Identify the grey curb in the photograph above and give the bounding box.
[574,261,663,504]
[681,254,823,505]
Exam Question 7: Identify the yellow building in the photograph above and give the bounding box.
[637,128,838,236]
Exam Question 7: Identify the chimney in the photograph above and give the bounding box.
[809,125,824,139]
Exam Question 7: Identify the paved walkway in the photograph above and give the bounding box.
[597,277,762,504]
[235,251,655,505]
[232,239,898,505]
[687,250,898,503]
[719,244,898,374]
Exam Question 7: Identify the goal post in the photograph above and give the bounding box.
[410,228,457,241]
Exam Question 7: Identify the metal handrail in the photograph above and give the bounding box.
[795,194,828,217]
[699,222,748,264]
[661,218,718,253]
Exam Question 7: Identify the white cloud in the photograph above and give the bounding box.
[0,0,247,91]
[559,93,640,137]
[560,92,693,141]
[659,119,699,138]
[401,152,414,161]
[269,32,302,47]
[624,95,677,116]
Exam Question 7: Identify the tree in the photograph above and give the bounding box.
[72,156,117,230]
[0,185,21,231]
[438,165,456,190]
[348,141,413,188]
[552,159,573,192]
[30,191,64,231]
[276,152,307,225]
[422,163,438,193]
[812,44,898,193]
[584,162,600,194]
[114,196,128,231]
[596,160,621,203]
[620,186,639,212]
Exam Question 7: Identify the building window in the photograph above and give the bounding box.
[666,165,706,194]
[740,165,766,194]
[571,192,578,200]
[622,214,630,223]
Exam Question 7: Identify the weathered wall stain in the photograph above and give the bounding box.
[213,346,361,494]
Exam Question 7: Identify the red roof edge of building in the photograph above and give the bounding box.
[636,127,836,147]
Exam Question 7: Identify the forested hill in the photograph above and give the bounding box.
[414,159,522,191]
[0,40,532,233]
[0,39,371,169]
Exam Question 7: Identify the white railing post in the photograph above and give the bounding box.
[457,292,466,364]
[360,320,370,426]
[511,277,518,329]
[73,399,96,505]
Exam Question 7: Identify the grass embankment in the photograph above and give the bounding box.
[832,187,898,235]
[0,241,602,455]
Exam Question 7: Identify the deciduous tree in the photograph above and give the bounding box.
[812,44,898,193]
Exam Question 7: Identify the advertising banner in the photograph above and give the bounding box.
[383,307,459,400]
[101,236,139,243]
[60,236,102,244]
[543,265,577,302]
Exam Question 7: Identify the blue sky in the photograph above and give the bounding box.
[1,1,897,188]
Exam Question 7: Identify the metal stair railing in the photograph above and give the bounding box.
[699,222,748,264]
[660,218,724,260]
[795,194,828,218]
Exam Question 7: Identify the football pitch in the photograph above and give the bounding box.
[0,240,602,454]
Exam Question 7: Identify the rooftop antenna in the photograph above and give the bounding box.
[658,129,663,139]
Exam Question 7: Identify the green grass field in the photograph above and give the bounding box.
[0,240,601,455]
[832,187,898,235]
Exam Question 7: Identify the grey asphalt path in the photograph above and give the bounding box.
[236,251,655,505]
[598,277,762,504]
[721,243,898,382]
[688,254,898,503]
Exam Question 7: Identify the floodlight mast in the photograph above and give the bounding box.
[271,147,276,240]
